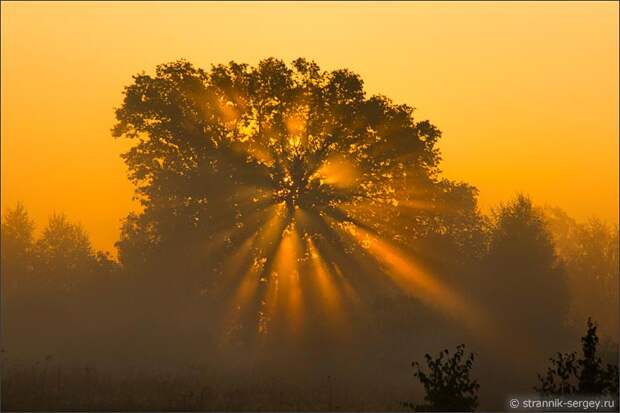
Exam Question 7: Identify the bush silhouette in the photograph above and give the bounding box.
[407,344,479,412]
[536,318,619,398]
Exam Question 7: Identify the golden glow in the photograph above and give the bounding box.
[398,199,440,212]
[303,235,352,334]
[216,98,240,125]
[306,237,341,316]
[313,156,359,189]
[284,112,307,139]
[1,1,617,256]
[262,220,304,334]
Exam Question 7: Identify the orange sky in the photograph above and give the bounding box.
[1,1,618,253]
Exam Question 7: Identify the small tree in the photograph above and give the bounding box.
[536,318,619,397]
[1,203,35,271]
[483,195,569,345]
[1,204,35,291]
[33,213,97,291]
[407,344,480,412]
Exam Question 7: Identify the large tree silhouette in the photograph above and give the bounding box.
[112,58,480,335]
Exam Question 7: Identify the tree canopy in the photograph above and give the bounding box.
[113,58,477,250]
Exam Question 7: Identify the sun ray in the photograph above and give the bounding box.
[304,236,348,329]
[295,209,365,308]
[338,222,491,333]
[264,219,304,335]
[218,203,292,337]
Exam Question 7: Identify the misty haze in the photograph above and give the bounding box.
[1,3,618,412]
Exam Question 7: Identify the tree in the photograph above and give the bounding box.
[33,213,97,291]
[1,203,35,268]
[544,208,619,338]
[112,58,474,250]
[407,344,480,412]
[1,204,35,290]
[536,318,619,397]
[111,58,482,334]
[481,195,570,348]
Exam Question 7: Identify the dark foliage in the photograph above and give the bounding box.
[406,344,479,412]
[536,318,619,398]
[479,195,570,352]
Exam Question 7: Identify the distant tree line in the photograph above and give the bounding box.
[1,205,119,297]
